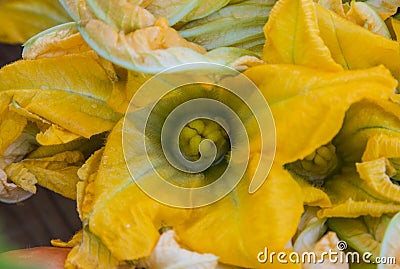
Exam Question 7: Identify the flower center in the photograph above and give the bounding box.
[179,119,229,164]
[286,143,340,186]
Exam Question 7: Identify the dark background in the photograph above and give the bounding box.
[0,44,81,251]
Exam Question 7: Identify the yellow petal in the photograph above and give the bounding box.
[6,151,85,199]
[361,134,400,180]
[59,0,94,21]
[356,157,400,203]
[175,164,303,268]
[0,106,27,156]
[87,120,190,260]
[318,199,400,218]
[319,167,400,218]
[65,228,122,269]
[5,163,37,193]
[346,1,391,38]
[291,174,332,208]
[262,0,342,71]
[22,22,92,60]
[244,64,396,164]
[78,18,208,73]
[316,4,400,82]
[76,148,104,221]
[27,133,105,160]
[364,0,400,20]
[318,0,346,17]
[107,70,151,114]
[36,125,81,146]
[0,52,122,138]
[80,119,303,269]
[0,0,70,44]
[334,99,400,163]
[85,0,155,32]
[51,230,83,248]
[0,115,37,202]
[362,134,400,161]
[0,169,33,203]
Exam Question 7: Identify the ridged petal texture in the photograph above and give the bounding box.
[244,65,397,164]
[63,119,303,269]
[0,51,118,200]
[1,0,400,267]
[0,0,70,44]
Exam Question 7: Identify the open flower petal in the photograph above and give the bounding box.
[0,0,70,44]
[22,22,91,60]
[262,0,342,71]
[244,64,396,164]
[334,99,400,163]
[0,52,122,138]
[316,4,400,82]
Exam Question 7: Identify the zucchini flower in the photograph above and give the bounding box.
[253,0,400,264]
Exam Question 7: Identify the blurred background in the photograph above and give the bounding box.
[0,44,81,251]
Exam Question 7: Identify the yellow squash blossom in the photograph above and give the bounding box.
[0,0,70,44]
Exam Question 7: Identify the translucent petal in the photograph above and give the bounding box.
[346,1,391,38]
[327,217,382,261]
[138,230,219,269]
[303,232,349,269]
[181,0,230,22]
[22,22,91,60]
[85,0,155,32]
[179,2,272,50]
[146,0,201,26]
[364,0,400,20]
[0,169,32,204]
[293,217,327,254]
[379,212,400,268]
